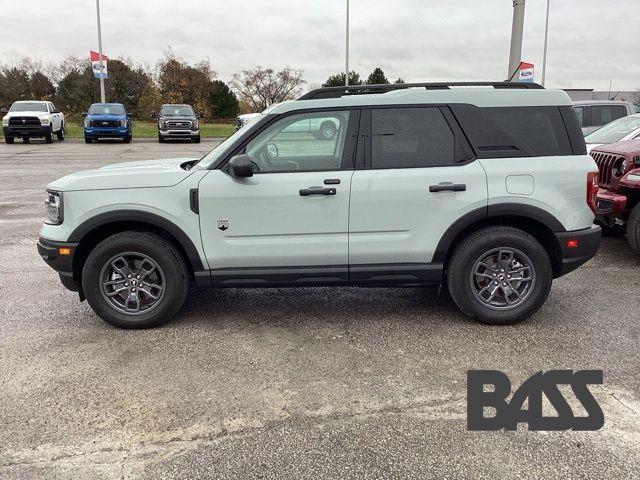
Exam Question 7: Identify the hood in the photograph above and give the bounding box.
[87,113,127,121]
[47,157,198,192]
[586,143,602,154]
[4,110,50,119]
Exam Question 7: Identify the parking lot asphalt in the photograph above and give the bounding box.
[0,140,639,479]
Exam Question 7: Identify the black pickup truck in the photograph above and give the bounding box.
[154,104,200,143]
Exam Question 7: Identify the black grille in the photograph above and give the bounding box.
[8,116,40,126]
[591,151,627,189]
[166,120,192,130]
[90,120,120,128]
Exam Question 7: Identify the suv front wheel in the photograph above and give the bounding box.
[447,227,552,325]
[82,231,190,329]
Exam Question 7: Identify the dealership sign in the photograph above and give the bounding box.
[90,51,108,79]
[518,61,535,83]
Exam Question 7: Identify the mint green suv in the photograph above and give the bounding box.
[38,82,601,329]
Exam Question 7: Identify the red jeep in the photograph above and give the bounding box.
[592,139,640,252]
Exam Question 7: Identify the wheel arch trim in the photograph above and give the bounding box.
[68,209,205,271]
[432,203,566,263]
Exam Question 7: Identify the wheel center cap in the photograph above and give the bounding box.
[497,274,505,281]
[131,280,138,286]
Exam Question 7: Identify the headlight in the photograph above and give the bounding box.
[159,120,165,129]
[2,117,8,126]
[44,191,63,225]
[626,174,640,182]
[84,118,90,128]
[192,119,199,130]
[40,118,50,125]
[120,119,128,128]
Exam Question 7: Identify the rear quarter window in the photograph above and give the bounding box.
[450,105,575,158]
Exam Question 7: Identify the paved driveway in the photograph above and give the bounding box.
[1,141,639,479]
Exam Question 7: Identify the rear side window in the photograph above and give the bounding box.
[371,107,460,168]
[573,106,586,126]
[591,105,627,126]
[451,105,574,158]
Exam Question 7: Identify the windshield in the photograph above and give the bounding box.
[195,115,265,169]
[89,104,125,115]
[10,102,47,112]
[161,105,194,116]
[585,116,640,144]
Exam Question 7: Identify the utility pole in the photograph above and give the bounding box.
[345,0,350,87]
[507,0,526,81]
[95,0,106,103]
[541,0,550,86]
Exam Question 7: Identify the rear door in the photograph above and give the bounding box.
[348,106,487,279]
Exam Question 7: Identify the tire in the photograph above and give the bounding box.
[123,135,131,144]
[318,121,337,140]
[193,135,201,143]
[158,135,165,143]
[82,231,190,329]
[447,226,552,325]
[23,137,29,143]
[84,137,93,144]
[45,127,53,144]
[627,203,640,254]
[5,136,14,144]
[56,124,65,141]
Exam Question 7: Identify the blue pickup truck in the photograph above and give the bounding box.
[83,103,132,143]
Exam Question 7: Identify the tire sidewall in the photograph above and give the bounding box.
[82,234,188,328]
[448,228,552,325]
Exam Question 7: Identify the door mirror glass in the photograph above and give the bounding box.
[81,112,88,117]
[0,108,7,114]
[227,154,254,178]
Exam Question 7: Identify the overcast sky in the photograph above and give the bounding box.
[1,0,638,91]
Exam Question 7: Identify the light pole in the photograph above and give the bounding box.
[541,0,550,86]
[507,0,526,81]
[345,0,350,87]
[95,0,106,103]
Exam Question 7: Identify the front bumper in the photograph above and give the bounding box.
[595,188,627,220]
[37,237,79,292]
[159,129,199,137]
[553,225,601,277]
[84,127,130,139]
[3,125,49,138]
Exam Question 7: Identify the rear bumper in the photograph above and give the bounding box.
[596,189,627,218]
[37,237,79,292]
[553,225,601,278]
[3,125,49,137]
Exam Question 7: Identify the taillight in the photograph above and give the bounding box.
[587,171,599,214]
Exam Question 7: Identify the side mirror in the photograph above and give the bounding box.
[126,113,132,118]
[81,112,88,117]
[0,108,7,114]
[52,109,61,114]
[200,112,206,118]
[150,112,157,119]
[227,154,253,178]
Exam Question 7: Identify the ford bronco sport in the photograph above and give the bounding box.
[592,139,640,252]
[38,82,601,329]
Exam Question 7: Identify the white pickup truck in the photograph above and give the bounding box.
[2,100,65,144]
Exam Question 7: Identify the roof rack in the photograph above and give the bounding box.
[298,81,544,100]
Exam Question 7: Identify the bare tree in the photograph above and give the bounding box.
[231,66,305,112]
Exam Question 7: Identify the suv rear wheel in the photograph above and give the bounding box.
[447,227,552,325]
[56,124,65,141]
[82,231,190,329]
[45,127,53,144]
[5,136,14,144]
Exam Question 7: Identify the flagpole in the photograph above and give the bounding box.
[541,0,550,87]
[345,0,350,87]
[95,0,106,103]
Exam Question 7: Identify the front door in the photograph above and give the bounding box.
[198,109,358,284]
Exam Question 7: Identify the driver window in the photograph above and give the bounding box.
[245,111,350,173]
